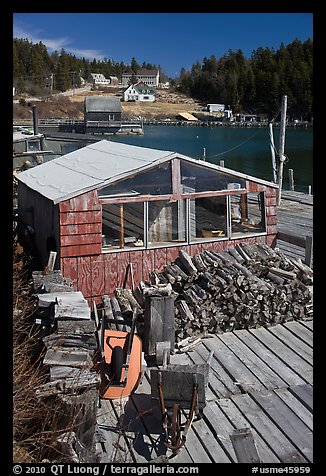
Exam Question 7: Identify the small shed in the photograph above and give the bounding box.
[17,140,278,304]
[84,96,122,131]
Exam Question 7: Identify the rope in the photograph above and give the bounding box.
[204,129,263,160]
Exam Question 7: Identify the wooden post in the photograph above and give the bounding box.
[277,95,287,205]
[288,169,295,191]
[305,235,313,268]
[119,204,124,248]
[269,122,277,183]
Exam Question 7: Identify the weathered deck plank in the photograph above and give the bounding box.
[229,393,308,463]
[248,327,313,385]
[288,384,313,412]
[267,324,313,363]
[216,398,281,463]
[232,328,308,387]
[273,387,313,431]
[249,389,313,462]
[282,321,313,347]
[217,331,288,389]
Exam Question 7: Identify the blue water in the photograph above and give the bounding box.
[108,125,313,193]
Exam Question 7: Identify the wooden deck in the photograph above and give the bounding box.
[95,191,313,464]
[276,191,313,265]
[96,318,313,463]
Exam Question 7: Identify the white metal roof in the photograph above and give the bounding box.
[17,140,278,205]
[16,140,175,204]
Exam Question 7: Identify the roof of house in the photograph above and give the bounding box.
[124,81,156,94]
[84,96,121,112]
[17,140,278,205]
[122,69,159,76]
[16,140,175,204]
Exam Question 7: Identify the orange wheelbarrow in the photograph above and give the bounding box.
[94,305,142,400]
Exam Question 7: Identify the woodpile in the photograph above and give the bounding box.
[32,271,100,461]
[131,243,313,344]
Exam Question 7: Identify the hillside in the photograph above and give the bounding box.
[13,87,201,122]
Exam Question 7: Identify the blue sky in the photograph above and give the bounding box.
[13,13,313,78]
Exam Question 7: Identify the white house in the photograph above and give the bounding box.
[123,81,156,102]
[91,73,111,86]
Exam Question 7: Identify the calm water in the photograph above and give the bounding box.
[108,125,313,193]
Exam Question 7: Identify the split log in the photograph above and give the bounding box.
[110,297,126,332]
[178,250,198,276]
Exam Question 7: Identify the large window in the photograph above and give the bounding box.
[148,200,186,246]
[102,202,144,249]
[181,160,246,193]
[230,192,266,236]
[190,196,227,241]
[98,163,172,197]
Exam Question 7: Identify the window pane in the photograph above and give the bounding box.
[148,200,186,245]
[181,160,245,193]
[231,192,265,236]
[102,202,144,249]
[190,196,227,241]
[98,162,172,197]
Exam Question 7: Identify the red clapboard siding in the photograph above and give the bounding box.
[61,257,78,289]
[266,215,278,226]
[247,182,267,193]
[266,225,278,235]
[188,244,202,256]
[210,241,226,254]
[200,242,215,252]
[154,248,167,272]
[60,210,102,225]
[104,253,118,295]
[77,256,92,298]
[266,234,277,247]
[142,250,155,281]
[117,251,131,288]
[91,255,105,298]
[266,206,277,217]
[166,246,180,264]
[129,251,142,288]
[59,191,100,213]
[265,196,277,207]
[60,223,102,236]
[265,187,277,198]
[61,233,101,247]
[61,243,102,257]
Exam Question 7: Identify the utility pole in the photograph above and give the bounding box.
[277,95,287,205]
[269,122,277,183]
[71,71,76,95]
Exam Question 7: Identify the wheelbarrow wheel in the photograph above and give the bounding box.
[109,346,123,382]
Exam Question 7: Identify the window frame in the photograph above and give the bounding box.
[99,158,268,253]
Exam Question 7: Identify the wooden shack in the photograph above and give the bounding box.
[17,140,278,304]
[84,96,122,132]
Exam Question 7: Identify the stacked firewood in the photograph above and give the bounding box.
[133,243,313,343]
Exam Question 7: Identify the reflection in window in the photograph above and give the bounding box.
[148,200,186,246]
[231,192,265,236]
[98,163,172,197]
[181,160,245,193]
[102,203,144,249]
[190,196,227,241]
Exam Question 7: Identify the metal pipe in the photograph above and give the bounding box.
[32,105,39,135]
